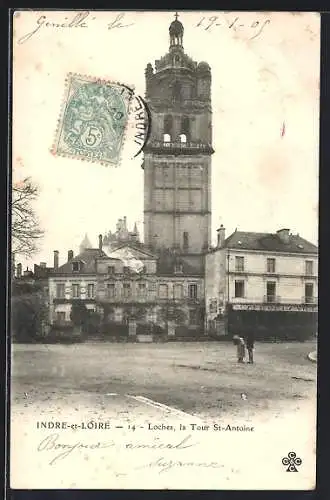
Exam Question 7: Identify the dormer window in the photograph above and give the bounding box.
[72,261,80,272]
[174,262,183,274]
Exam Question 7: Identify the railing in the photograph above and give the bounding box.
[144,140,213,154]
[99,294,201,303]
[234,296,317,305]
[264,295,278,304]
[304,296,317,304]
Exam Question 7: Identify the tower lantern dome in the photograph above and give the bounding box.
[197,61,211,71]
[169,12,184,48]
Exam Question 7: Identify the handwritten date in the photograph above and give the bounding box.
[196,15,271,40]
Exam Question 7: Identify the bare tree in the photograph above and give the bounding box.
[12,177,44,258]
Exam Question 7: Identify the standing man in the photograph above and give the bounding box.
[233,335,246,363]
[245,331,255,364]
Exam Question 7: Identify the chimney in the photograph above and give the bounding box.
[276,228,290,244]
[54,250,59,270]
[39,262,46,268]
[68,250,74,261]
[99,234,103,251]
[216,224,226,248]
[17,263,22,278]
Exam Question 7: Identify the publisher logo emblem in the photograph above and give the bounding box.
[282,451,302,472]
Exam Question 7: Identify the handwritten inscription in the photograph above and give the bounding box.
[37,432,115,465]
[37,432,199,466]
[196,15,271,39]
[15,11,270,45]
[136,456,223,474]
[17,11,134,44]
[125,434,197,450]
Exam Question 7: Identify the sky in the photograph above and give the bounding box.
[12,10,320,270]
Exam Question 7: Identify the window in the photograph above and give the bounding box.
[266,282,276,303]
[147,309,157,323]
[267,258,276,273]
[123,266,130,275]
[87,284,95,298]
[183,231,189,251]
[106,283,115,298]
[72,284,80,298]
[235,256,244,272]
[235,280,245,298]
[305,283,314,303]
[188,283,198,299]
[172,81,182,101]
[174,284,183,299]
[174,262,183,274]
[138,283,146,297]
[107,266,115,275]
[159,284,168,299]
[164,115,173,136]
[179,134,187,143]
[123,283,131,298]
[305,260,314,276]
[163,133,171,142]
[56,311,65,322]
[181,116,190,139]
[56,283,65,298]
[72,261,80,272]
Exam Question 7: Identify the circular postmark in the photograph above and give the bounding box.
[123,85,151,160]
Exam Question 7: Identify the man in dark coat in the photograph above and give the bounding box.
[245,331,255,364]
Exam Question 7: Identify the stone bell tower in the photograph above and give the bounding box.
[142,13,214,272]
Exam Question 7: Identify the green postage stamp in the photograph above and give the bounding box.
[51,73,133,166]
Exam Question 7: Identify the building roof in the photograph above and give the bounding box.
[224,231,318,254]
[104,241,158,259]
[54,248,106,275]
[156,250,202,276]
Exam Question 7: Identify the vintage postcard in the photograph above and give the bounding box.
[10,10,319,490]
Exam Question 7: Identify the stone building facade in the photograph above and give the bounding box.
[142,14,214,274]
[48,234,204,335]
[205,226,318,339]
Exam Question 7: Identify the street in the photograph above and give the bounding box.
[11,340,317,420]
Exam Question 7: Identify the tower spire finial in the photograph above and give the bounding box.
[169,12,184,49]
